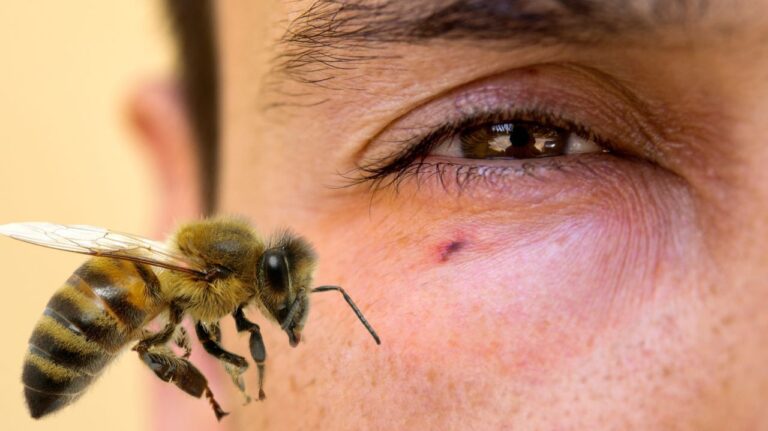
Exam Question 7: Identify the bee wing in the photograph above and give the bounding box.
[0,222,207,276]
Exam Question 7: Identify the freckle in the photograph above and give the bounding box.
[436,239,466,263]
[289,375,300,393]
[585,335,596,349]
[534,319,551,336]
[426,368,438,383]
[486,339,501,355]
[448,334,460,348]
[720,377,732,392]
[721,314,735,326]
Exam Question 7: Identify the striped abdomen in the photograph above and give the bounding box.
[23,257,164,418]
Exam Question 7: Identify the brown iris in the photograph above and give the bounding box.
[459,122,568,159]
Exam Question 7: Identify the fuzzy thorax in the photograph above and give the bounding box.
[159,271,254,322]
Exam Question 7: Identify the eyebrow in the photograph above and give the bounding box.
[270,0,703,87]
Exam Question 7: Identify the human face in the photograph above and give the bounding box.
[213,1,768,429]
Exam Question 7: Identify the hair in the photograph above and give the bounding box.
[164,0,218,212]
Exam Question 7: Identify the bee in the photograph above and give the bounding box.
[0,217,380,420]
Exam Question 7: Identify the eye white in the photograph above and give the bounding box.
[564,133,601,154]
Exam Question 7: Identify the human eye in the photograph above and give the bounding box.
[352,111,608,192]
[443,119,603,160]
[345,65,667,201]
[348,111,625,198]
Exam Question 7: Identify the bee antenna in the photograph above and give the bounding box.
[312,286,381,345]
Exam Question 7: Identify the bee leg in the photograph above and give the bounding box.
[208,322,251,403]
[136,345,228,421]
[234,307,267,401]
[133,304,183,352]
[195,321,252,404]
[174,326,192,359]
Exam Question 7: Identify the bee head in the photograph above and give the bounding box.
[257,232,317,347]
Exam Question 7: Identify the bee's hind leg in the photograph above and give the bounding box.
[132,306,227,420]
[233,306,267,401]
[137,345,228,421]
[195,321,252,404]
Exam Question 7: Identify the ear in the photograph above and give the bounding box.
[127,79,202,236]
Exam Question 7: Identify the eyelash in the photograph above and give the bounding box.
[348,109,612,192]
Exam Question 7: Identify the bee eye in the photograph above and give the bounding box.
[260,249,290,293]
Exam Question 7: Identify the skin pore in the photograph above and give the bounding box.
[134,0,768,429]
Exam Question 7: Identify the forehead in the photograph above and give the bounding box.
[217,0,763,103]
[219,0,760,53]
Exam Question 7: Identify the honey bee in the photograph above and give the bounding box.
[0,217,380,420]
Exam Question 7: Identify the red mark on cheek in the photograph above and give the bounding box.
[436,238,466,263]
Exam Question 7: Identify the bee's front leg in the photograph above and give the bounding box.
[234,306,267,401]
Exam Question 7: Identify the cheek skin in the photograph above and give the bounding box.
[225,162,702,429]
[332,167,692,376]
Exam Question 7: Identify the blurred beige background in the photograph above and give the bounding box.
[0,1,170,429]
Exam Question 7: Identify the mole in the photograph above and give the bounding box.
[437,239,466,263]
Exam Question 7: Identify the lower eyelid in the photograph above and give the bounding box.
[382,153,638,203]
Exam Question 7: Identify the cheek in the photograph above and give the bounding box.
[306,164,697,395]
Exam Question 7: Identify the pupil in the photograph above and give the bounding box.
[509,125,533,149]
[460,122,568,159]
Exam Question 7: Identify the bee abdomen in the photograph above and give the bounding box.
[23,309,113,418]
[22,349,97,418]
[23,257,162,418]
